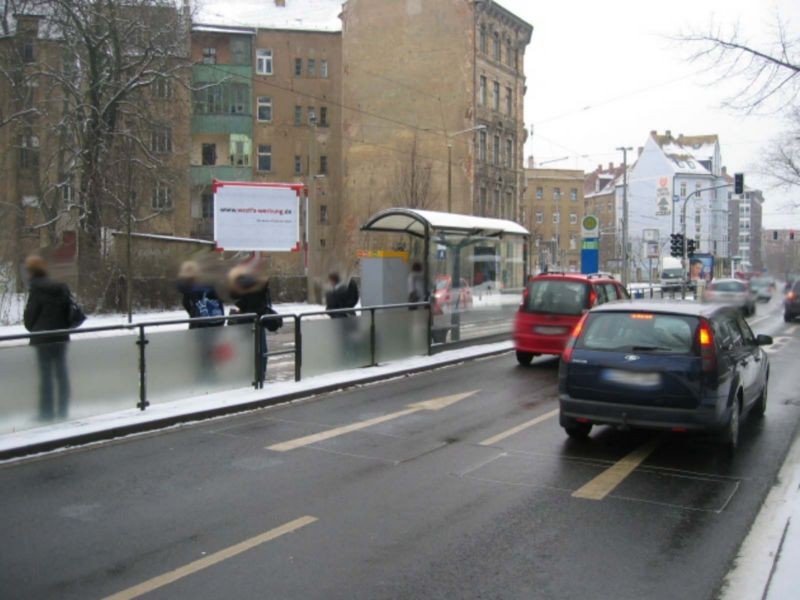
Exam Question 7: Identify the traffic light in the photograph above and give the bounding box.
[734,173,744,195]
[670,233,684,258]
[686,238,696,257]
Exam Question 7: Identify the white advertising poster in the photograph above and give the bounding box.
[655,176,671,216]
[214,184,301,252]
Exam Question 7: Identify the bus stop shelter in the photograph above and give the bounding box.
[361,208,530,342]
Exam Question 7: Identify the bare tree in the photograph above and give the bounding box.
[391,134,439,210]
[764,106,800,191]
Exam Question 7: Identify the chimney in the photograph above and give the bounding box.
[721,166,727,176]
[665,129,672,138]
[275,0,286,6]
[13,13,42,36]
[650,130,657,138]
[597,164,602,172]
[608,162,614,170]
[637,146,643,157]
[678,133,684,140]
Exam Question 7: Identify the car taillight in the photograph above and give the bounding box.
[697,318,716,373]
[562,314,588,363]
[588,288,597,308]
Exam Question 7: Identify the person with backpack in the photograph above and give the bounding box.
[23,255,74,420]
[228,265,281,381]
[325,272,359,318]
[177,261,225,380]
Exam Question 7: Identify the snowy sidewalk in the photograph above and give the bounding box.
[721,429,800,600]
[0,340,514,461]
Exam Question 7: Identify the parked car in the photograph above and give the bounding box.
[703,279,756,316]
[749,277,774,302]
[785,280,800,322]
[558,301,772,451]
[513,272,628,365]
[432,275,473,314]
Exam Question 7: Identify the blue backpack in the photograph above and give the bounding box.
[195,291,224,325]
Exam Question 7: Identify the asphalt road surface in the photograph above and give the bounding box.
[1,298,798,600]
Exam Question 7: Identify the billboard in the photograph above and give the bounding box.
[655,176,671,216]
[213,182,304,252]
[689,253,714,282]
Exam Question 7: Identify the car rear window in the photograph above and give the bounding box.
[526,279,588,315]
[576,312,698,353]
[709,281,745,292]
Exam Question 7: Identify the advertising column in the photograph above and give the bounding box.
[580,215,599,274]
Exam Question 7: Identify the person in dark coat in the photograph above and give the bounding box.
[177,261,225,380]
[325,273,358,318]
[228,265,273,379]
[23,255,72,420]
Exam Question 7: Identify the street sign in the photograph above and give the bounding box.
[646,241,659,258]
[643,228,659,242]
[581,214,599,238]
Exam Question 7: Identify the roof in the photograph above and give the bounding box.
[591,299,726,318]
[194,0,343,32]
[362,208,529,238]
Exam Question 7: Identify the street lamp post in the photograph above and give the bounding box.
[447,125,486,214]
[616,146,633,286]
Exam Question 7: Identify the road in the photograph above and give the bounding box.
[1,298,798,599]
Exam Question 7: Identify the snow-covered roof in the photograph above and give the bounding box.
[192,24,256,35]
[362,209,529,238]
[193,0,343,32]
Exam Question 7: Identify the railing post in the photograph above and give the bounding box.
[369,308,377,367]
[294,315,302,382]
[427,302,433,356]
[253,316,262,390]
[136,325,149,411]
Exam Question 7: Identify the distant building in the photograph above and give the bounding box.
[762,229,800,277]
[584,163,626,274]
[723,167,763,272]
[523,160,584,272]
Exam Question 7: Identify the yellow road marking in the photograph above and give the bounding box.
[104,516,317,600]
[267,391,480,452]
[479,409,559,446]
[572,437,662,501]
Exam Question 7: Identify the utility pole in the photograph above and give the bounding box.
[616,146,632,286]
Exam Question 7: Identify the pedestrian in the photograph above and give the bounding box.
[407,262,426,308]
[177,261,225,380]
[228,265,280,380]
[325,272,348,318]
[23,255,72,421]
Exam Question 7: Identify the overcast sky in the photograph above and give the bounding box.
[503,0,800,228]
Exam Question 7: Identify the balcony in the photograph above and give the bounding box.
[192,114,252,135]
[191,165,252,186]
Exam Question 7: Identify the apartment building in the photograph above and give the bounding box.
[523,165,585,272]
[723,167,763,272]
[762,229,799,277]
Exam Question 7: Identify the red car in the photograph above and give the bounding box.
[433,275,473,314]
[514,273,629,365]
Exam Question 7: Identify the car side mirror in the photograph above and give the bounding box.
[756,334,773,346]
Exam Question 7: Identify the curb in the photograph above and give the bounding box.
[0,345,513,462]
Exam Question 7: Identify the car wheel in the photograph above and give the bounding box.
[565,422,592,440]
[723,399,741,453]
[754,377,768,417]
[516,350,534,366]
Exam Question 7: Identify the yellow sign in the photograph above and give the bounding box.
[356,250,409,261]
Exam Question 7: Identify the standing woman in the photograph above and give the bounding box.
[228,265,273,379]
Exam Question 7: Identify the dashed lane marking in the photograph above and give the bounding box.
[478,409,559,446]
[266,390,480,452]
[572,436,663,501]
[103,516,317,600]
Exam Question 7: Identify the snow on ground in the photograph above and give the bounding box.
[0,340,514,458]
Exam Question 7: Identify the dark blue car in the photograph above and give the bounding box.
[558,301,772,451]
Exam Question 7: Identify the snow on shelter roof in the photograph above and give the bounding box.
[194,0,343,32]
[362,209,529,239]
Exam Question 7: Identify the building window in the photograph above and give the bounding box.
[22,39,35,63]
[201,143,217,166]
[479,187,487,215]
[61,181,73,203]
[553,187,561,201]
[295,58,303,76]
[570,188,578,201]
[230,84,248,114]
[256,49,273,75]
[319,155,328,175]
[307,58,316,76]
[257,96,273,122]
[535,211,543,224]
[493,31,500,61]
[506,40,513,66]
[505,191,513,220]
[154,77,172,99]
[257,144,272,171]
[320,59,328,78]
[230,37,250,65]
[479,130,487,162]
[680,181,687,197]
[479,76,487,105]
[493,135,500,165]
[201,192,214,219]
[319,106,328,127]
[493,189,501,217]
[492,81,500,111]
[569,213,577,225]
[514,49,519,71]
[294,155,302,175]
[535,186,543,200]
[202,47,216,64]
[229,136,250,166]
[320,238,326,248]
[320,204,329,224]
[151,128,172,154]
[553,212,560,224]
[151,183,172,209]
[307,106,317,125]
[18,135,39,168]
[480,26,487,54]
[569,234,577,250]
[294,105,302,125]
[505,86,512,116]
[505,138,513,168]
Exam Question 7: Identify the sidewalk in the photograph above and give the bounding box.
[0,340,514,461]
[721,427,800,600]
